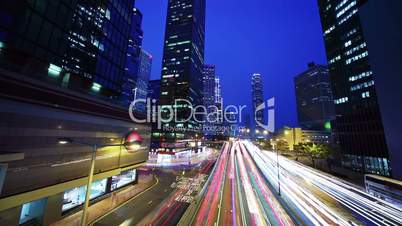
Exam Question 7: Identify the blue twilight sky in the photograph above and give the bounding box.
[136,0,327,129]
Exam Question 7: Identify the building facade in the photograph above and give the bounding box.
[0,1,150,225]
[0,0,144,105]
[203,65,218,137]
[318,0,390,176]
[358,1,402,180]
[252,73,265,138]
[153,0,206,152]
[122,7,145,106]
[134,49,152,113]
[64,0,139,102]
[294,62,335,131]
[271,127,331,151]
[147,79,161,101]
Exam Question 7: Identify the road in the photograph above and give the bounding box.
[93,154,217,226]
[93,171,176,226]
[193,141,293,226]
[189,140,402,226]
[245,140,402,226]
[142,159,215,226]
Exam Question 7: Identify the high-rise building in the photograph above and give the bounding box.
[134,49,152,113]
[215,76,223,113]
[0,0,143,103]
[294,62,335,131]
[154,0,206,152]
[358,1,402,180]
[252,73,265,137]
[0,1,75,81]
[147,80,161,101]
[64,1,139,101]
[318,0,390,176]
[224,111,238,137]
[0,1,150,224]
[203,65,217,136]
[122,7,145,106]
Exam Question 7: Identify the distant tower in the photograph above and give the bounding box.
[203,65,216,136]
[252,73,265,137]
[215,76,223,121]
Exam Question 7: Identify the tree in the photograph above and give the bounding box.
[300,143,331,168]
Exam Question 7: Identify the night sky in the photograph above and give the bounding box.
[136,0,327,129]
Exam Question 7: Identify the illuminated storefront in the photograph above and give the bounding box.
[62,179,107,212]
[111,169,137,191]
[61,169,138,212]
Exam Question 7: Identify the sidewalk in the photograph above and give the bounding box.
[51,172,156,226]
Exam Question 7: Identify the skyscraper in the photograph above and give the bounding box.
[318,0,390,176]
[0,1,150,224]
[203,65,217,136]
[0,1,74,81]
[154,0,206,152]
[134,49,152,113]
[147,79,161,101]
[64,1,139,101]
[215,76,223,114]
[122,7,145,106]
[0,0,142,103]
[358,1,402,180]
[294,62,335,131]
[252,73,265,137]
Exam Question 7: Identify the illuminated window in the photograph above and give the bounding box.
[329,55,341,64]
[335,97,349,104]
[336,1,356,18]
[48,64,62,77]
[91,83,102,92]
[346,51,368,65]
[105,9,111,20]
[349,71,372,82]
[362,91,370,98]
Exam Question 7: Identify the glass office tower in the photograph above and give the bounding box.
[64,0,137,100]
[318,0,390,176]
[294,62,335,131]
[154,0,206,152]
[0,0,142,104]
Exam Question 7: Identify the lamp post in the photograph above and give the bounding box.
[272,139,281,196]
[58,131,142,226]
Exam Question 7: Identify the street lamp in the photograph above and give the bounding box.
[57,131,142,226]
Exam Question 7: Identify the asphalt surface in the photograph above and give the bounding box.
[94,171,177,226]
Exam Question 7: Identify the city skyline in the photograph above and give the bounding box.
[137,0,327,129]
[1,1,401,225]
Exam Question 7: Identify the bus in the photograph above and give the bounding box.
[364,174,402,207]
